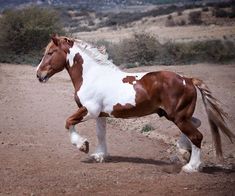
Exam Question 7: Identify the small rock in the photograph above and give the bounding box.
[170,155,180,163]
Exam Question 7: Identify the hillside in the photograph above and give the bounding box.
[0,0,234,65]
[0,0,231,11]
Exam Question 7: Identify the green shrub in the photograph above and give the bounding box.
[214,8,229,18]
[167,14,173,20]
[165,15,175,27]
[164,39,235,64]
[120,33,160,65]
[100,34,235,66]
[177,11,183,16]
[141,124,154,133]
[96,33,161,66]
[177,20,186,26]
[188,11,202,25]
[0,6,64,64]
[202,7,209,12]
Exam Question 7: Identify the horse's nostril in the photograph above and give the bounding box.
[36,74,39,78]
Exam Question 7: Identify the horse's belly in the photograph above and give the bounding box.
[109,101,156,118]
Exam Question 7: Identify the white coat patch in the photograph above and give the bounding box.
[66,41,148,118]
[67,46,79,67]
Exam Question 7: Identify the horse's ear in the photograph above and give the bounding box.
[64,37,74,47]
[51,34,59,46]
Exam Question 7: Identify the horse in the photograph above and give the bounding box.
[36,35,234,173]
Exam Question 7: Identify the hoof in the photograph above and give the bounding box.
[181,163,201,173]
[90,153,107,163]
[178,148,191,163]
[79,141,89,154]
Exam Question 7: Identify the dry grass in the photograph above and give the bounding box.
[74,7,235,44]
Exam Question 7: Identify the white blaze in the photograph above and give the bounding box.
[36,56,45,71]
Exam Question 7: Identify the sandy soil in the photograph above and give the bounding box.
[0,63,235,195]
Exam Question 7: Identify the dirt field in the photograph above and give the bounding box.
[0,63,235,195]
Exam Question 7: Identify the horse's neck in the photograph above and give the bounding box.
[66,63,83,92]
[65,45,92,91]
[66,42,121,91]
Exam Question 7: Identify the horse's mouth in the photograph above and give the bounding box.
[37,75,49,83]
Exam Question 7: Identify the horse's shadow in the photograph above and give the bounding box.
[201,164,235,174]
[82,155,235,174]
[82,155,172,166]
[82,155,183,174]
[106,155,172,166]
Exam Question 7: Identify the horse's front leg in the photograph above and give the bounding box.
[66,106,89,153]
[90,117,108,162]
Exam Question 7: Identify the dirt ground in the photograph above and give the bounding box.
[0,63,235,196]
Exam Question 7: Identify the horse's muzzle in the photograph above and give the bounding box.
[37,73,49,83]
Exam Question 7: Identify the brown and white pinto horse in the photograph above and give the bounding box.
[36,35,234,172]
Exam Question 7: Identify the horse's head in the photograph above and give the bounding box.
[36,35,74,83]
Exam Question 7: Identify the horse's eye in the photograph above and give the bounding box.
[47,52,53,56]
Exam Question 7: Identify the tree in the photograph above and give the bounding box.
[0,6,64,54]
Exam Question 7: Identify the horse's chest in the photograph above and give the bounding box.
[76,71,151,117]
[77,79,137,113]
[74,93,82,107]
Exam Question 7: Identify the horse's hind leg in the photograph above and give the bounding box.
[177,117,201,162]
[175,119,203,172]
[66,106,90,153]
[90,117,108,162]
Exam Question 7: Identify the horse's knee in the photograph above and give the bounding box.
[189,132,203,148]
[65,118,72,129]
[175,120,203,149]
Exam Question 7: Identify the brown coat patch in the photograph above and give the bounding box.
[74,53,84,66]
[66,52,84,106]
[111,71,196,120]
[122,76,136,85]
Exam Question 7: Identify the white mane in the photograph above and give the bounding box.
[74,39,118,69]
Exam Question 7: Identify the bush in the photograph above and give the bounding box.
[177,20,186,26]
[214,8,229,18]
[159,39,235,64]
[0,6,64,64]
[177,11,183,16]
[100,35,235,66]
[111,33,161,65]
[141,124,154,133]
[202,7,209,12]
[167,14,173,20]
[188,11,202,25]
[165,15,175,27]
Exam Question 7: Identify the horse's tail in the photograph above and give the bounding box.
[192,78,234,160]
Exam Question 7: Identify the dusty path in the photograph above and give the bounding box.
[0,63,235,195]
